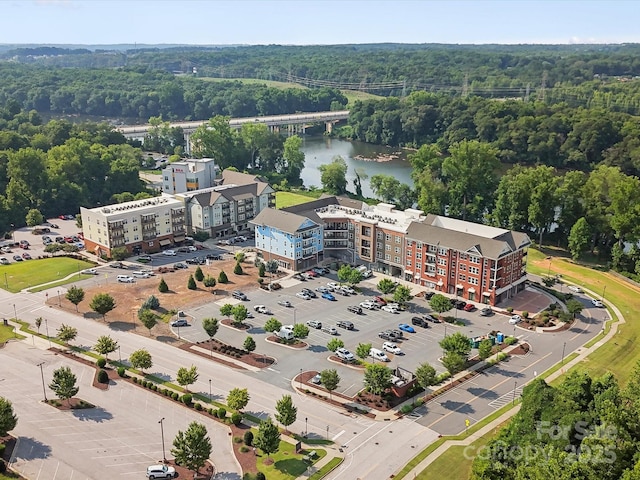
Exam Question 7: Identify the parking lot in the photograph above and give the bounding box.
[175,271,516,397]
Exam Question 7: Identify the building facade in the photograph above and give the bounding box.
[81,196,186,257]
[162,158,217,194]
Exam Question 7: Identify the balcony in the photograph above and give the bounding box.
[361,239,371,248]
[325,223,348,231]
[361,227,372,237]
[142,233,157,241]
[360,247,371,258]
[302,247,316,258]
[325,231,348,240]
[324,239,349,249]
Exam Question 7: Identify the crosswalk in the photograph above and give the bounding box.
[488,384,525,408]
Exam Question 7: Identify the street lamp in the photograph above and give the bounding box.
[10,224,14,241]
[561,342,566,365]
[117,345,122,363]
[37,362,47,402]
[326,425,329,441]
[209,379,212,400]
[4,272,7,289]
[293,307,296,325]
[305,417,308,437]
[512,381,518,405]
[12,303,17,321]
[44,318,51,348]
[299,368,303,389]
[57,289,61,306]
[158,417,167,463]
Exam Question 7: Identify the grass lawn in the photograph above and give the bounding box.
[275,191,322,209]
[341,89,384,106]
[0,323,24,342]
[309,457,343,479]
[1,257,95,293]
[198,77,309,90]
[256,440,326,480]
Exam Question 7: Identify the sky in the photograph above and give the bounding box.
[2,0,639,46]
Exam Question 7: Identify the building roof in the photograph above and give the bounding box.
[220,169,272,195]
[251,208,319,235]
[177,182,271,206]
[86,196,184,217]
[407,215,530,259]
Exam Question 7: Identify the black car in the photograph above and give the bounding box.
[173,262,188,269]
[301,288,317,298]
[206,253,222,260]
[411,316,429,328]
[424,292,436,301]
[424,314,441,323]
[347,305,362,314]
[454,300,467,310]
[337,320,354,330]
[378,332,395,341]
[293,273,306,281]
[185,258,200,265]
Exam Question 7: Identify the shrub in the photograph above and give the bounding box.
[142,295,160,310]
[132,377,138,384]
[218,270,228,284]
[256,473,266,480]
[96,357,106,368]
[151,384,158,391]
[209,408,216,415]
[117,366,126,377]
[172,392,179,400]
[234,262,243,275]
[497,352,508,361]
[234,436,243,444]
[182,393,193,405]
[187,275,197,290]
[522,311,529,319]
[506,307,514,313]
[505,336,517,346]
[231,412,242,426]
[244,430,254,446]
[239,445,250,453]
[194,402,203,411]
[97,369,109,384]
[158,278,169,293]
[192,231,210,242]
[217,407,227,419]
[401,404,413,414]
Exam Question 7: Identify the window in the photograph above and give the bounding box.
[407,260,412,266]
[459,264,466,271]
[427,265,436,272]
[438,258,447,265]
[395,247,401,254]
[377,232,383,240]
[416,252,422,259]
[429,245,437,253]
[469,266,479,275]
[395,235,401,243]
[385,254,391,261]
[459,274,466,281]
[377,242,383,249]
[385,234,391,241]
[438,268,446,276]
[469,277,479,285]
[385,245,391,251]
[470,255,480,264]
[438,247,448,255]
[416,263,422,271]
[416,242,423,249]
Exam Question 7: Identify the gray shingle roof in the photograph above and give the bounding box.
[251,208,318,235]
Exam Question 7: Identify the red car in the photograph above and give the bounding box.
[374,296,387,306]
[305,270,318,277]
[463,303,476,312]
[22,253,32,260]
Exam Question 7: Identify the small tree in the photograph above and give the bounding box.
[264,317,282,333]
[243,336,256,353]
[138,308,158,335]
[194,266,204,282]
[568,217,591,260]
[34,317,42,334]
[566,299,584,318]
[232,304,248,326]
[377,278,396,295]
[254,417,280,458]
[234,251,246,263]
[0,397,18,436]
[171,421,212,474]
[202,318,219,341]
[440,332,472,358]
[94,335,118,361]
[234,262,244,275]
[65,286,85,312]
[478,339,493,360]
[56,324,78,346]
[129,349,153,373]
[430,294,452,318]
[203,275,217,292]
[327,338,344,352]
[142,295,160,310]
[158,277,169,293]
[220,303,234,319]
[442,351,467,375]
[364,364,393,396]
[187,274,197,290]
[393,284,413,305]
[292,323,309,338]
[320,369,340,400]
[227,387,250,411]
[218,270,228,284]
[356,343,372,360]
[176,365,199,392]
[274,394,297,431]
[258,263,266,277]
[265,260,279,276]
[25,208,44,227]
[49,366,79,405]
[111,247,128,261]
[89,293,116,321]
[415,363,437,390]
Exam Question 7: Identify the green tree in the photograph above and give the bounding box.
[142,295,160,310]
[264,317,282,333]
[320,369,340,399]
[292,323,309,338]
[442,351,467,375]
[202,318,219,340]
[282,135,305,182]
[25,208,44,227]
[129,349,153,373]
[364,364,393,395]
[254,417,281,458]
[568,217,591,260]
[170,421,212,474]
[176,365,199,392]
[65,286,84,312]
[234,262,244,275]
[158,277,169,293]
[218,270,228,283]
[34,317,42,334]
[94,335,118,360]
[243,336,256,353]
[220,303,233,318]
[0,397,17,436]
[393,284,412,304]
[478,339,493,360]
[356,343,372,360]
[265,260,279,275]
[187,274,197,290]
[227,387,250,411]
[274,394,297,431]
[110,246,128,261]
[566,299,584,318]
[194,266,204,282]
[258,263,266,277]
[56,324,77,345]
[49,366,79,405]
[527,166,558,246]
[232,304,248,326]
[430,294,452,318]
[234,251,246,263]
[138,308,158,335]
[318,155,348,195]
[327,338,344,352]
[377,278,396,295]
[89,293,116,321]
[440,332,472,357]
[337,264,363,285]
[415,363,437,390]
[203,275,217,292]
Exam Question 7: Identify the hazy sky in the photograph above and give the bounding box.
[2,0,639,45]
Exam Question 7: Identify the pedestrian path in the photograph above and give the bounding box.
[487,384,524,409]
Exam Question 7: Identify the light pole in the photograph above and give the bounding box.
[10,224,14,241]
[512,381,517,405]
[209,379,212,400]
[37,362,47,402]
[602,285,607,302]
[44,318,51,348]
[299,368,303,389]
[57,289,61,306]
[4,272,7,289]
[12,303,17,321]
[118,345,122,363]
[305,417,308,437]
[158,417,167,463]
[326,425,329,441]
[561,342,566,365]
[293,307,296,325]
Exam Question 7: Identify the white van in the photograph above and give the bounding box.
[369,348,390,362]
[132,270,151,278]
[275,327,294,340]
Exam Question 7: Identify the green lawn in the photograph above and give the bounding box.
[256,440,326,480]
[198,77,309,90]
[0,324,24,342]
[309,457,343,479]
[1,257,95,293]
[341,89,384,106]
[275,191,322,209]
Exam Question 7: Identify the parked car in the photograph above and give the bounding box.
[592,299,604,308]
[359,301,378,310]
[424,314,441,323]
[253,305,271,314]
[0,257,9,265]
[374,296,387,306]
[278,300,293,308]
[12,255,22,262]
[306,320,322,329]
[138,255,152,262]
[378,331,395,341]
[312,267,326,275]
[340,286,355,295]
[568,285,583,293]
[335,347,355,362]
[302,272,314,280]
[232,291,247,301]
[311,373,322,384]
[463,303,476,312]
[296,292,311,300]
[336,320,354,330]
[305,270,318,277]
[347,305,362,314]
[185,258,200,265]
[117,275,135,283]
[381,305,399,313]
[411,317,429,328]
[173,263,188,269]
[316,286,329,294]
[55,236,64,243]
[480,307,493,316]
[322,292,336,301]
[301,288,317,298]
[82,268,98,275]
[162,250,176,256]
[424,292,436,300]
[146,464,176,479]
[0,246,11,253]
[454,300,467,310]
[322,326,338,335]
[509,314,522,324]
[22,253,32,260]
[398,323,415,333]
[170,319,189,327]
[326,282,340,291]
[45,222,59,229]
[382,342,403,355]
[293,273,306,281]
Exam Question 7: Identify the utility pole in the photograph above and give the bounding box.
[37,362,47,402]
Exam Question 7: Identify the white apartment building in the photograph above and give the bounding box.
[162,158,218,194]
[81,196,186,257]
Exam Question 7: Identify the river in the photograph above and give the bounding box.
[300,136,414,198]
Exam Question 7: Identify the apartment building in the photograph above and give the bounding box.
[81,196,186,257]
[405,215,530,305]
[162,158,217,194]
[251,209,323,271]
[174,170,275,238]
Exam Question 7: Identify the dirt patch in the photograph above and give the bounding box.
[45,397,95,410]
[221,318,251,330]
[266,335,307,349]
[164,459,214,480]
[328,355,365,369]
[180,339,275,369]
[510,343,531,355]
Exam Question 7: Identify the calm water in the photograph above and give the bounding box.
[300,137,414,198]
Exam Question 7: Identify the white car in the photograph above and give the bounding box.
[306,320,322,329]
[162,250,176,256]
[359,301,378,310]
[592,299,604,308]
[117,275,135,283]
[382,342,402,355]
[187,245,197,252]
[253,305,270,314]
[316,286,329,294]
[327,282,340,290]
[340,286,355,295]
[82,268,98,275]
[335,347,355,362]
[146,464,176,479]
[382,305,399,313]
[0,257,9,265]
[568,285,582,293]
[296,292,311,300]
[322,326,338,335]
[509,314,522,324]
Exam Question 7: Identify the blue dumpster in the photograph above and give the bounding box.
[497,332,504,343]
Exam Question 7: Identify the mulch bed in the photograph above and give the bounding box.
[221,319,251,330]
[44,397,95,410]
[328,355,365,369]
[180,339,276,369]
[296,371,376,417]
[230,424,259,475]
[50,347,120,390]
[510,342,530,355]
[266,335,307,349]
